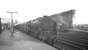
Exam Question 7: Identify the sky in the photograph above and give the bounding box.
[0,0,88,24]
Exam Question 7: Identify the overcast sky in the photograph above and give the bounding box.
[0,0,88,24]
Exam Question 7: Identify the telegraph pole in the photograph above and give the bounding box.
[7,11,18,37]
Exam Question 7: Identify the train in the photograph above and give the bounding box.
[15,16,58,44]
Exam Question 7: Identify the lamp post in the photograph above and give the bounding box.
[7,11,18,37]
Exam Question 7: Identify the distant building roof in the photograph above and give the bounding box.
[48,9,75,27]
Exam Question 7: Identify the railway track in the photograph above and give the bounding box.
[53,38,88,50]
